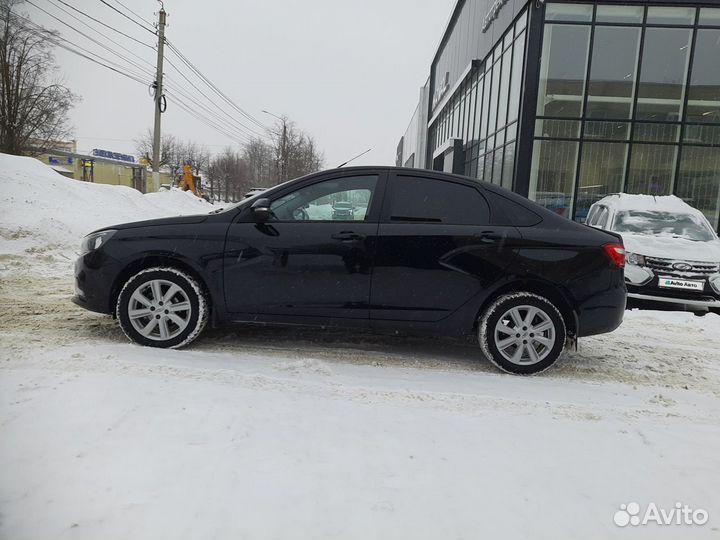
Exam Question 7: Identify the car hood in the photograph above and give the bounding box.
[621,233,720,262]
[105,214,209,232]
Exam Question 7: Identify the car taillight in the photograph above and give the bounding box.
[603,243,625,268]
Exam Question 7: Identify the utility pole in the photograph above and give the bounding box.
[151,5,167,192]
[262,110,287,185]
[280,120,287,184]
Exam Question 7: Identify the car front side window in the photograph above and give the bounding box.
[270,175,378,222]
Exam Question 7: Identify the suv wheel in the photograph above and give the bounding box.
[117,267,208,348]
[479,293,566,375]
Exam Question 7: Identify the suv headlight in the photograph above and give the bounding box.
[710,273,720,294]
[626,252,646,266]
[80,229,116,255]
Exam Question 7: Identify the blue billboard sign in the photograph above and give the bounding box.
[91,149,136,163]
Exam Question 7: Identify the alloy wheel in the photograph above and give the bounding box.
[493,304,556,366]
[127,279,192,341]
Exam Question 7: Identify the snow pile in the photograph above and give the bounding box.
[0,152,213,263]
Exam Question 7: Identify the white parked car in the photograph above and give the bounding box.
[586,194,720,314]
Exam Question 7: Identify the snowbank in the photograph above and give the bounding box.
[0,153,213,261]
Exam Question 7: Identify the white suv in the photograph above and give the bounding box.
[587,194,720,315]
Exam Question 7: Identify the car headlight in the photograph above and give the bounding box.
[626,252,646,266]
[710,273,720,294]
[80,229,116,255]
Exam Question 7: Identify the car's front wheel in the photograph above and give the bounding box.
[117,267,208,348]
[479,292,566,375]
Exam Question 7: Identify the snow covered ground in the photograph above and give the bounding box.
[1,154,719,539]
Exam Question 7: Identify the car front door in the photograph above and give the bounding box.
[370,173,522,323]
[223,172,384,323]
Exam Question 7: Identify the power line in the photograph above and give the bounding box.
[6,10,149,85]
[50,0,155,49]
[26,0,222,137]
[25,0,155,79]
[110,0,155,28]
[164,40,270,134]
[163,55,263,140]
[163,81,255,143]
[166,94,251,146]
[98,0,156,35]
[46,0,156,72]
[10,3,261,148]
[163,81,256,144]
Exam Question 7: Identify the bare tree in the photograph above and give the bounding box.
[242,137,274,188]
[266,118,325,184]
[0,0,76,155]
[134,128,178,171]
[137,116,323,201]
[207,148,252,203]
[183,141,210,176]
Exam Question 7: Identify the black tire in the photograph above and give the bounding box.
[116,267,208,348]
[479,292,566,375]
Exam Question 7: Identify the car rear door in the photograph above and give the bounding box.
[369,172,522,323]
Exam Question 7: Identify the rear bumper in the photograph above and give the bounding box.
[576,286,627,337]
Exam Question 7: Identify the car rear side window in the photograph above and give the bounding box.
[387,176,490,225]
[483,190,542,226]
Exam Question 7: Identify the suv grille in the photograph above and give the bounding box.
[645,256,720,279]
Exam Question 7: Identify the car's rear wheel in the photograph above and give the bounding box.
[479,293,566,375]
[117,267,208,348]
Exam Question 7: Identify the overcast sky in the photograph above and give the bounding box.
[27,0,455,167]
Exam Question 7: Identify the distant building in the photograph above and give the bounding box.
[398,1,720,232]
[398,82,430,169]
[33,141,171,193]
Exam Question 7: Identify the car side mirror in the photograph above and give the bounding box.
[251,198,272,222]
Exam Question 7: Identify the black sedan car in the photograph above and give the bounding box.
[73,167,626,374]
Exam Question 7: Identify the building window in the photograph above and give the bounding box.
[529,140,579,219]
[537,25,591,118]
[529,2,720,231]
[635,28,692,121]
[677,146,720,227]
[429,8,528,189]
[577,142,628,221]
[586,26,641,119]
[686,29,720,123]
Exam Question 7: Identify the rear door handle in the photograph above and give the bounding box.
[331,231,365,241]
[476,231,502,244]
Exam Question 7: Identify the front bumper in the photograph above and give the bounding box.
[72,250,123,314]
[627,292,720,308]
[625,267,720,310]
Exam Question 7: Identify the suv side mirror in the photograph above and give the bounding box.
[251,198,272,222]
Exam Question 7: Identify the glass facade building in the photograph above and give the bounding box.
[397,0,720,232]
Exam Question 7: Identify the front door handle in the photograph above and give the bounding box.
[331,231,365,242]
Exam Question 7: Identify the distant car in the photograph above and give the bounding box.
[331,201,354,220]
[73,166,627,375]
[244,187,267,199]
[587,194,720,315]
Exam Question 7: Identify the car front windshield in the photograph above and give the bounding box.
[612,210,716,242]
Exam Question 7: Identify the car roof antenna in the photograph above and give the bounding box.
[337,148,372,168]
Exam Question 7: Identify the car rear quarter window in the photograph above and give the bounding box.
[483,190,542,226]
[387,176,490,225]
